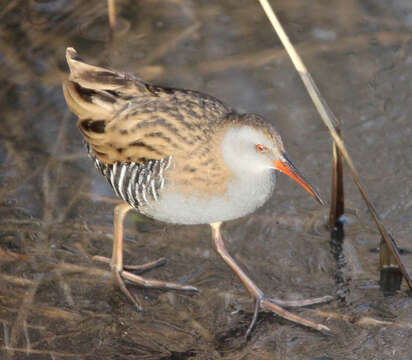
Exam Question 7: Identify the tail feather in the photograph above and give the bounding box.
[62,47,146,120]
[65,47,141,91]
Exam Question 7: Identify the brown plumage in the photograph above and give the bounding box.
[62,47,330,337]
[63,47,235,195]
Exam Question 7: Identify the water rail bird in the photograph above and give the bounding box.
[63,47,331,336]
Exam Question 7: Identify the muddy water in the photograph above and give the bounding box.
[0,1,411,359]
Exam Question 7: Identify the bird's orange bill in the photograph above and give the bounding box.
[274,156,324,205]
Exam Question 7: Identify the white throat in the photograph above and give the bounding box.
[221,126,274,175]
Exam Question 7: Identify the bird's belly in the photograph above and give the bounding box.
[140,173,276,225]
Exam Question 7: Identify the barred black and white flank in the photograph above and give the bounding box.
[86,143,171,208]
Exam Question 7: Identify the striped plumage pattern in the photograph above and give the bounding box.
[63,47,243,201]
[62,47,292,225]
[86,143,171,208]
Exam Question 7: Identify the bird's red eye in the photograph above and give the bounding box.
[256,144,266,152]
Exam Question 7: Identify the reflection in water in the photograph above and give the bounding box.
[0,0,412,358]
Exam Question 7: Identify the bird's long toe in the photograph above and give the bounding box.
[123,257,167,274]
[259,296,331,333]
[269,294,334,308]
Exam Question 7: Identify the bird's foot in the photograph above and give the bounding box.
[93,255,198,311]
[245,293,332,338]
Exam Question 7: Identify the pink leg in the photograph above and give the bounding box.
[210,222,331,337]
[93,202,197,310]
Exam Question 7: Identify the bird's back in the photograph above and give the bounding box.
[63,48,244,218]
[63,48,231,166]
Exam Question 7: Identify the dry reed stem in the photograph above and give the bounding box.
[2,347,86,358]
[0,165,44,203]
[258,0,412,289]
[0,0,21,18]
[55,152,88,161]
[315,310,412,329]
[29,305,83,322]
[142,23,201,66]
[0,249,29,262]
[80,191,123,205]
[6,276,42,359]
[0,274,34,287]
[107,0,116,31]
[55,262,111,279]
[0,28,36,80]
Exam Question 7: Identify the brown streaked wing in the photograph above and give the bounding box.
[72,83,233,165]
[63,48,233,166]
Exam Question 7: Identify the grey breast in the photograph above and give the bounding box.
[85,143,171,208]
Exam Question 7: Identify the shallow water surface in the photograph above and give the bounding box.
[0,1,411,359]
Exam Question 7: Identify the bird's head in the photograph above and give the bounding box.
[221,113,324,204]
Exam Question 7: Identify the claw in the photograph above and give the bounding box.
[260,297,331,332]
[114,269,143,311]
[245,297,261,339]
